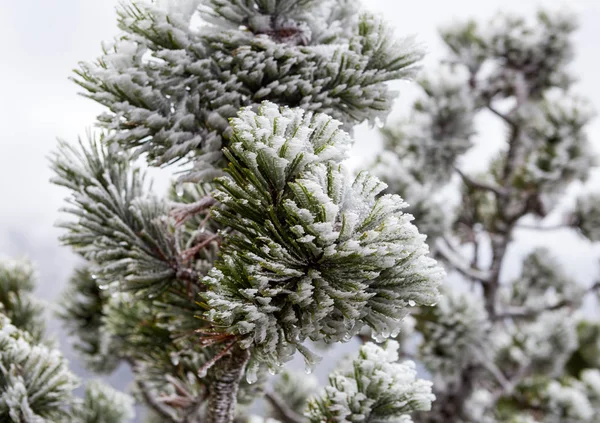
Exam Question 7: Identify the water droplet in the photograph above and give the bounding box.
[175,182,184,197]
[246,372,257,384]
[372,332,388,343]
[408,300,416,307]
[198,367,208,378]
[296,344,321,375]
[245,360,259,384]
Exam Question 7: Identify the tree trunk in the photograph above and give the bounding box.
[207,346,250,423]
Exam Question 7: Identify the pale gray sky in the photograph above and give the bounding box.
[0,0,599,401]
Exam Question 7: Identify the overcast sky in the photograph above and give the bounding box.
[1,0,599,398]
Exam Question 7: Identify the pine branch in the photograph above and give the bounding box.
[0,258,45,342]
[74,2,424,181]
[203,103,443,367]
[307,341,434,422]
[76,380,135,423]
[0,314,79,421]
[381,11,593,422]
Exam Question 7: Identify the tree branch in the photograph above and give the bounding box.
[136,376,183,423]
[495,282,600,321]
[265,391,307,423]
[490,363,533,407]
[454,166,507,197]
[435,237,491,282]
[171,196,217,226]
[181,232,220,263]
[485,103,517,129]
[515,223,570,231]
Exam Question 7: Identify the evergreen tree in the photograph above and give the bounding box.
[373,10,600,422]
[0,257,134,422]
[40,1,444,422]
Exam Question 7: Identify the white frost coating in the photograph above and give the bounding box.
[464,389,495,423]
[154,0,203,21]
[307,341,435,422]
[581,369,600,399]
[504,248,584,311]
[547,380,594,420]
[521,95,595,208]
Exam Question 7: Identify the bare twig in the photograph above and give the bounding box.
[454,166,507,197]
[181,233,220,263]
[197,338,238,377]
[171,196,217,226]
[490,363,533,408]
[485,103,517,129]
[515,223,570,231]
[435,237,491,282]
[480,358,511,392]
[165,374,194,399]
[265,391,308,423]
[485,230,513,318]
[136,377,183,423]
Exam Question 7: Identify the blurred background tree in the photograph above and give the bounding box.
[372,10,600,422]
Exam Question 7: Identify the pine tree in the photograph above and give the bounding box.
[43,1,444,422]
[373,10,600,422]
[0,257,134,422]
